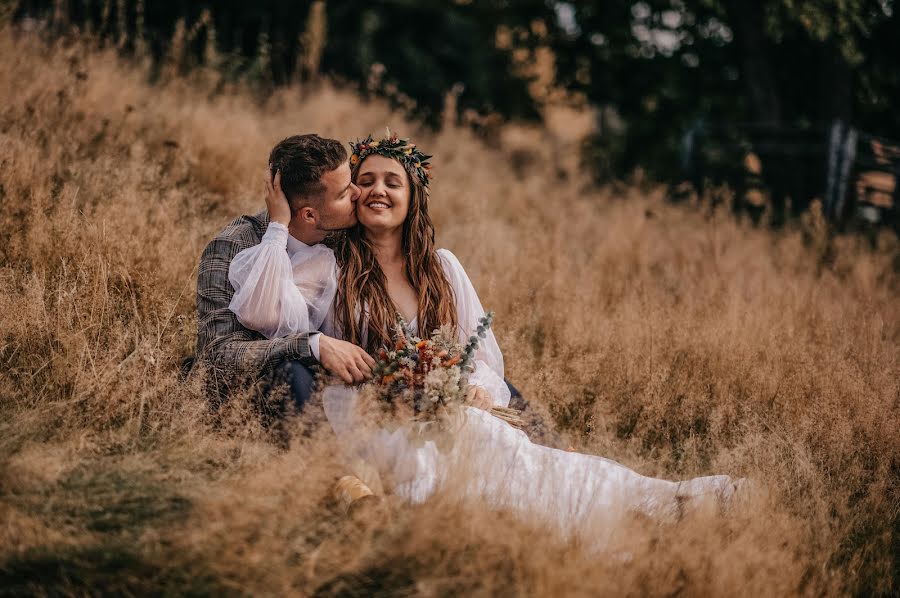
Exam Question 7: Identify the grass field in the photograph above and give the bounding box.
[1,28,898,596]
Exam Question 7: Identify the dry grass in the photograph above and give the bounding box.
[1,28,898,596]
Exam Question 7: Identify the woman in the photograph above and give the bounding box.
[228,132,742,537]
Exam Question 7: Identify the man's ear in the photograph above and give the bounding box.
[300,207,317,224]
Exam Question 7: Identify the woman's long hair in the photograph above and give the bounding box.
[331,159,457,354]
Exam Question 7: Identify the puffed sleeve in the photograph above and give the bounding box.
[228,222,336,339]
[437,249,510,408]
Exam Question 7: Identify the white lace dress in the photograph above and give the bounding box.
[228,223,738,537]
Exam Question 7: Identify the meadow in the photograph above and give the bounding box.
[1,27,898,596]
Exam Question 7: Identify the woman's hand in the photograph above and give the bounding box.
[465,385,493,411]
[265,166,292,226]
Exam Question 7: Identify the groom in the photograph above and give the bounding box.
[196,133,550,442]
[195,134,375,412]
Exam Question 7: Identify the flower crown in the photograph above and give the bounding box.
[349,130,433,188]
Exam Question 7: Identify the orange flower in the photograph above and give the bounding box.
[350,154,359,165]
[381,374,394,384]
[416,340,429,349]
[443,356,460,366]
[395,339,406,350]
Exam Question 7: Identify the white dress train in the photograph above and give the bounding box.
[323,386,735,538]
[227,225,738,537]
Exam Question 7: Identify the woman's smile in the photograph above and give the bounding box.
[355,155,409,228]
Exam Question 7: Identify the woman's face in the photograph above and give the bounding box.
[355,154,411,233]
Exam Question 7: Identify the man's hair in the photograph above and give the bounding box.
[268,134,347,210]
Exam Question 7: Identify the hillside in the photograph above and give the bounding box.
[1,29,898,596]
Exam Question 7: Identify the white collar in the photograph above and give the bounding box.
[286,232,316,257]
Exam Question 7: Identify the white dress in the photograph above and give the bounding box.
[228,223,739,538]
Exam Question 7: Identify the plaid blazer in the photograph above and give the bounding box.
[196,210,317,386]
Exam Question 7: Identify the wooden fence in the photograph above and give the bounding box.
[678,120,900,231]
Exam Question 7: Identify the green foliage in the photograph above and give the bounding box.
[13,0,900,190]
[555,0,898,180]
[325,1,555,125]
[15,0,554,126]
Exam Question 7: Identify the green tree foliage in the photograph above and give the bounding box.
[323,0,557,125]
[14,0,556,126]
[553,0,898,180]
[13,0,900,180]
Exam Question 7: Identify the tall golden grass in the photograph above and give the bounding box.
[0,28,897,596]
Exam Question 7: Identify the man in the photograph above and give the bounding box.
[195,134,375,412]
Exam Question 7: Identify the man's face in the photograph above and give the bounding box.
[315,162,360,231]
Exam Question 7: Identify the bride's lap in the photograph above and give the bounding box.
[323,387,737,531]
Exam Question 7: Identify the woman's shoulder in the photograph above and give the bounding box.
[436,248,464,272]
[436,249,478,293]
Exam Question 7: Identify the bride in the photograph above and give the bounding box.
[228,132,742,537]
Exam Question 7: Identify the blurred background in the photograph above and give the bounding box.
[12,0,900,231]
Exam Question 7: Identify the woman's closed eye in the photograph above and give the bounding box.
[358,179,402,188]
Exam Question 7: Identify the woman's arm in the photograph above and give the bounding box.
[228,222,316,339]
[197,232,317,383]
[437,249,510,408]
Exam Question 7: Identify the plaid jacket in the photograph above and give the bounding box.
[196,210,317,386]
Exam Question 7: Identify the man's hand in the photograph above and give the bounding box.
[318,334,376,384]
[465,385,493,411]
[265,166,292,226]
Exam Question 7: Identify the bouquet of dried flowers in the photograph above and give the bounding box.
[358,312,522,447]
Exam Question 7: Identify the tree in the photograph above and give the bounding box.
[14,0,558,126]
[322,0,559,126]
[552,0,898,183]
